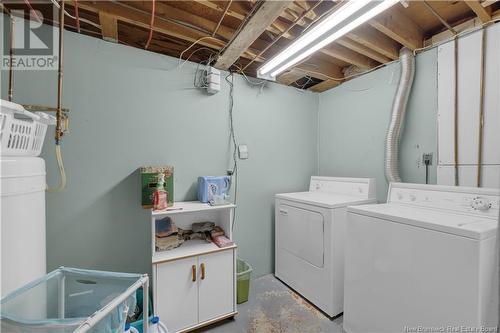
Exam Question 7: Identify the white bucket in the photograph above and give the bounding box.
[1,156,47,296]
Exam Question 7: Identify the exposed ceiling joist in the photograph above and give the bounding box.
[98,11,118,43]
[465,0,492,22]
[336,38,391,64]
[369,8,424,50]
[322,44,379,69]
[348,26,400,60]
[297,59,344,81]
[309,80,340,93]
[277,68,305,85]
[214,0,293,69]
[67,1,230,56]
[482,0,498,7]
[193,0,394,71]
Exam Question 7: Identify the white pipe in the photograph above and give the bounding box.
[384,47,415,183]
[142,279,149,333]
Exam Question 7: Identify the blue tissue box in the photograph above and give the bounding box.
[197,176,231,203]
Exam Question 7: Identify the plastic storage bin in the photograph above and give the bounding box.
[236,259,252,304]
[0,99,55,157]
[0,267,149,333]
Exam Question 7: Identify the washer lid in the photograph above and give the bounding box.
[348,203,497,240]
[276,191,376,209]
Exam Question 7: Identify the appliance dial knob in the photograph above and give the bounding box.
[471,197,491,211]
[409,194,417,201]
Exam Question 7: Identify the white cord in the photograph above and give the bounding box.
[50,0,101,29]
[46,144,67,192]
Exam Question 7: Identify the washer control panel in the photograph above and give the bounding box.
[388,183,500,218]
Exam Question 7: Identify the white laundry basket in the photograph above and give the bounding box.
[0,99,55,156]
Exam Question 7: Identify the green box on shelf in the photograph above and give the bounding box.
[141,166,174,208]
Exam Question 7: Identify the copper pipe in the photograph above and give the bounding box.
[56,0,65,144]
[477,28,486,187]
[242,0,323,71]
[8,14,14,102]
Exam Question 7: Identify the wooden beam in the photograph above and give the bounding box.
[296,59,344,81]
[336,38,391,64]
[321,44,379,70]
[369,7,424,51]
[98,11,118,43]
[348,26,400,60]
[309,80,340,93]
[194,1,393,70]
[466,1,492,23]
[482,0,498,7]
[277,69,304,85]
[67,2,227,51]
[215,0,292,69]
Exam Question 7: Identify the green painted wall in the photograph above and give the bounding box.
[318,50,438,202]
[1,15,440,277]
[1,23,318,278]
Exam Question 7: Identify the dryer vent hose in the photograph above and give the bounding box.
[384,47,415,183]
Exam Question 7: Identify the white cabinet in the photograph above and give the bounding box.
[156,257,198,332]
[198,250,234,323]
[155,249,235,333]
[152,202,237,333]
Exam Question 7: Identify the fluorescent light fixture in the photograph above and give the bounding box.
[258,0,399,80]
[259,0,371,75]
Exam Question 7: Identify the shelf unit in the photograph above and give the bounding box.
[151,201,237,333]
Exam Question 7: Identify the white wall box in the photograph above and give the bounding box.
[437,24,500,187]
[151,202,237,333]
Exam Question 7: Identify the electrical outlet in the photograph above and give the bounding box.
[422,153,433,165]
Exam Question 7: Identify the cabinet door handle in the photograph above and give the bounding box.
[200,263,206,280]
[191,265,196,282]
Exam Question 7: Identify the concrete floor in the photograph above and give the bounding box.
[196,275,344,333]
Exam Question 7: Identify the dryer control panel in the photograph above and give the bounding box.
[309,176,377,200]
[388,182,500,218]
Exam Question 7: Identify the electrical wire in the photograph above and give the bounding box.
[24,0,43,23]
[212,0,232,37]
[178,37,224,68]
[49,0,101,29]
[226,72,239,231]
[145,0,156,50]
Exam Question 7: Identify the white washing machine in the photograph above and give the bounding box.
[275,176,376,317]
[344,182,499,333]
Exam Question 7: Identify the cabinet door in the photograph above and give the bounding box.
[156,257,198,332]
[198,250,234,323]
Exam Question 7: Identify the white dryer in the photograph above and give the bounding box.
[344,182,500,333]
[275,176,376,317]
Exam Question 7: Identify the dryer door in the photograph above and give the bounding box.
[277,203,324,268]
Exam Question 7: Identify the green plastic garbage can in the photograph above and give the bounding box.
[236,258,252,304]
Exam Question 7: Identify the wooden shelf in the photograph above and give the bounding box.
[152,239,237,264]
[152,201,236,217]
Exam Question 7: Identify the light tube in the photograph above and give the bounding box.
[258,0,372,75]
[260,0,400,79]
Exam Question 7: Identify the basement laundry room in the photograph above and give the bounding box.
[1,1,500,332]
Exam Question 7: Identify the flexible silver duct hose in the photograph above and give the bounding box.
[384,47,415,183]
